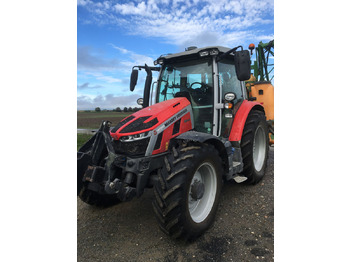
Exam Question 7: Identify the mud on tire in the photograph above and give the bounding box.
[152,142,223,240]
[241,110,269,185]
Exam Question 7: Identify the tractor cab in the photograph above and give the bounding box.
[131,46,251,138]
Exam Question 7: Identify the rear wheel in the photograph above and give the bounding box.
[153,142,223,240]
[241,110,269,184]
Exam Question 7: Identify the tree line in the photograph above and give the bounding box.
[92,107,142,113]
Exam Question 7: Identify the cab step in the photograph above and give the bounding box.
[233,175,248,183]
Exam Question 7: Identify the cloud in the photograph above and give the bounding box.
[77,0,91,7]
[77,82,104,89]
[77,93,142,110]
[109,44,129,54]
[109,44,155,66]
[255,34,275,42]
[84,71,122,83]
[77,46,120,71]
[114,2,149,15]
[77,44,156,99]
[78,0,274,48]
[108,44,157,81]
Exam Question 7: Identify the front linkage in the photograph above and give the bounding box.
[77,121,164,203]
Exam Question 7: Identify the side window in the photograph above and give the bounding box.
[218,60,243,103]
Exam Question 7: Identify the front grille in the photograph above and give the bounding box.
[113,137,150,156]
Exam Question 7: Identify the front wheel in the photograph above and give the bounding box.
[153,142,223,240]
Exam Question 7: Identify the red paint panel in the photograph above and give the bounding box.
[178,112,192,134]
[229,100,264,142]
[152,112,193,155]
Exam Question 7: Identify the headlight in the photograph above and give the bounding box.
[199,49,219,57]
[199,51,209,57]
[119,131,149,142]
[224,92,236,101]
[113,136,150,156]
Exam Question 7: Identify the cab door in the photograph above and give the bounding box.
[217,58,245,137]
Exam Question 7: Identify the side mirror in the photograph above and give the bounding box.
[137,98,143,105]
[235,50,251,81]
[130,69,139,92]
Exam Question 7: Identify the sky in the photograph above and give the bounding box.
[77,0,274,110]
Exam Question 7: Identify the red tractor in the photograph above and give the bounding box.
[77,45,270,240]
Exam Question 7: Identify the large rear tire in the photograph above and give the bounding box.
[241,110,269,184]
[153,142,223,240]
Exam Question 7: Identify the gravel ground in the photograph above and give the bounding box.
[78,147,274,262]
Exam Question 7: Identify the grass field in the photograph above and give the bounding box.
[77,111,133,150]
[77,133,93,150]
[77,111,132,129]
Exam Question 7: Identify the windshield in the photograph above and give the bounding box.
[157,59,213,102]
[156,59,214,134]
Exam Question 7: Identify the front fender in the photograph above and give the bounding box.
[175,131,230,173]
[176,130,221,143]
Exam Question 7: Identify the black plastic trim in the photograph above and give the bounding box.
[111,115,135,133]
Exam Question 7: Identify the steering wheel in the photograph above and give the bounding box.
[189,82,211,93]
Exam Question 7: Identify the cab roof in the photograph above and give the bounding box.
[158,46,231,60]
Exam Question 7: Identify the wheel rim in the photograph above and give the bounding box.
[188,162,217,223]
[252,126,267,172]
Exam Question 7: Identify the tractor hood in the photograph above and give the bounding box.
[110,97,191,140]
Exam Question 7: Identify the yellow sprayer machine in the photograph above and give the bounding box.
[247,40,274,144]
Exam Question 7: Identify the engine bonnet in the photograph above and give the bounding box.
[110,97,191,140]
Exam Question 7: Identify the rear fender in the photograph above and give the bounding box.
[229,100,265,142]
